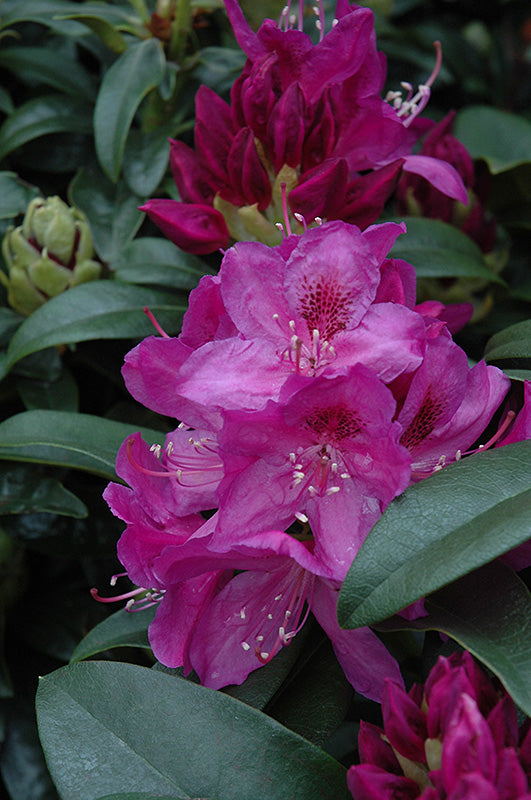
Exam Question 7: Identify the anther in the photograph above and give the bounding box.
[295,511,308,523]
[326,486,341,495]
[241,641,250,651]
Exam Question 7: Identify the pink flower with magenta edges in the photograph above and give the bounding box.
[142,0,467,254]
[347,651,531,799]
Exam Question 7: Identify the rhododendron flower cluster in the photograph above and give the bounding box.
[102,218,511,698]
[142,0,467,254]
[348,651,531,799]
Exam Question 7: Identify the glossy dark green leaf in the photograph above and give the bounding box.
[36,662,349,800]
[267,637,353,747]
[485,320,531,363]
[0,0,88,34]
[113,237,210,290]
[122,129,171,197]
[70,607,155,663]
[17,369,79,412]
[455,106,531,174]
[0,172,40,219]
[94,39,165,182]
[338,442,531,629]
[0,95,92,163]
[378,563,531,715]
[0,463,87,518]
[5,282,185,369]
[0,410,164,480]
[95,795,189,800]
[0,47,96,100]
[69,167,144,262]
[390,217,503,281]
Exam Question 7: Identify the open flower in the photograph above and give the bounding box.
[347,651,531,799]
[142,0,467,254]
[102,432,403,700]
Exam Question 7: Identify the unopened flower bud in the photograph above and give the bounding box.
[1,196,101,316]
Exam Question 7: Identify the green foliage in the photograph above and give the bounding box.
[338,441,531,630]
[36,662,350,800]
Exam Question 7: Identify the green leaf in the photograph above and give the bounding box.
[390,217,503,282]
[113,237,210,290]
[338,442,531,629]
[95,795,189,800]
[17,369,79,412]
[0,95,92,163]
[267,638,353,747]
[70,607,156,663]
[0,463,87,518]
[94,39,165,182]
[0,87,14,115]
[0,410,164,480]
[455,106,531,174]
[0,0,89,34]
[485,320,531,363]
[36,662,349,800]
[0,47,97,101]
[122,128,171,197]
[0,172,40,220]
[378,563,531,716]
[5,281,186,370]
[69,166,144,262]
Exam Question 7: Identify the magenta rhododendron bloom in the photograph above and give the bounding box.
[141,1,467,254]
[98,217,514,698]
[347,651,531,799]
[102,432,403,699]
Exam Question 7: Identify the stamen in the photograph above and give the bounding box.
[280,182,292,236]
[143,306,170,338]
[90,585,145,604]
[293,212,308,233]
[295,511,309,523]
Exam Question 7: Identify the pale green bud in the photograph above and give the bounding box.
[1,195,102,316]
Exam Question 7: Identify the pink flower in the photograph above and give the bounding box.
[347,651,531,799]
[141,1,467,254]
[102,432,403,699]
[214,366,412,580]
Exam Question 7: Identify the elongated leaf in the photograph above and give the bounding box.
[122,128,171,197]
[455,106,531,174]
[0,0,88,33]
[389,217,503,281]
[69,167,144,262]
[0,47,96,100]
[338,442,531,629]
[5,282,185,370]
[94,39,165,182]
[485,320,531,363]
[37,662,349,800]
[113,237,210,290]
[96,795,190,800]
[378,563,531,715]
[70,607,156,663]
[17,369,79,412]
[0,172,40,219]
[0,463,87,518]
[0,411,164,480]
[0,95,92,163]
